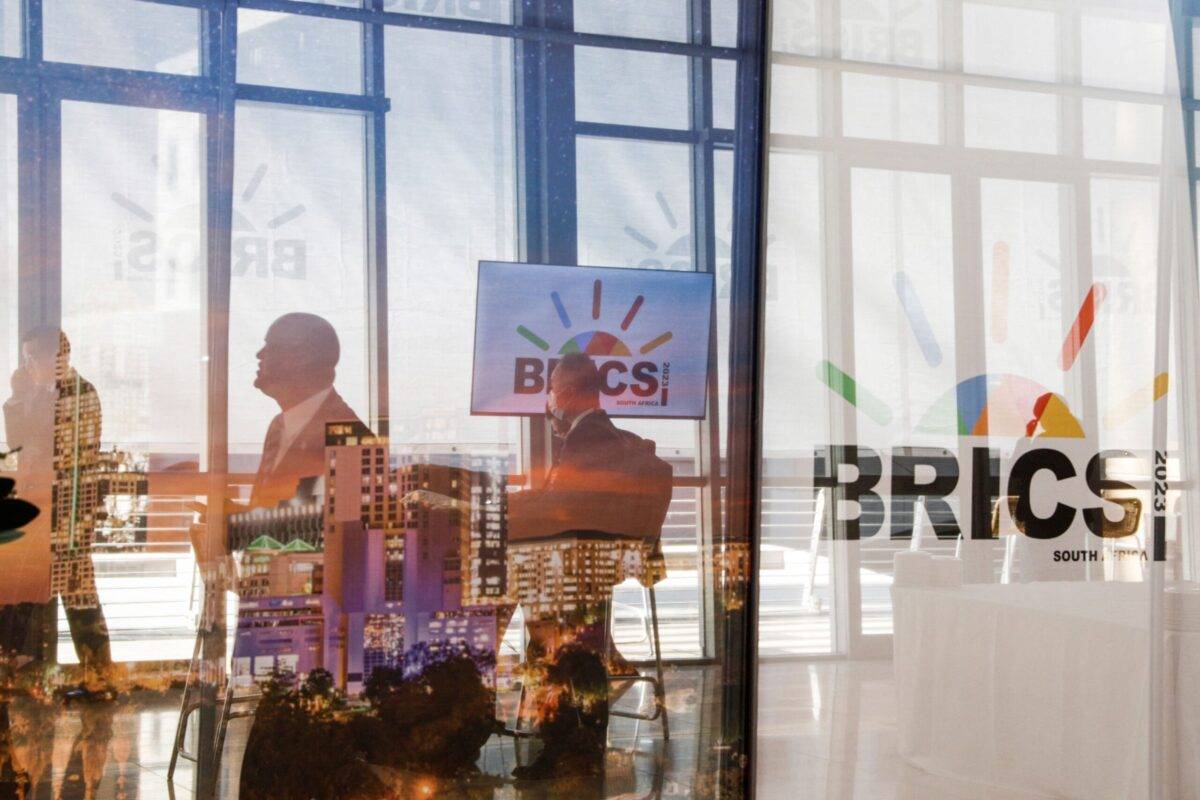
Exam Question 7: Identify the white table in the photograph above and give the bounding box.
[892,581,1200,799]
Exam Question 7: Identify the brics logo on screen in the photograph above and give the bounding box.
[511,279,675,408]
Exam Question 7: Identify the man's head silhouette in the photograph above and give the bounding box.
[19,327,68,386]
[548,352,601,433]
[254,313,340,410]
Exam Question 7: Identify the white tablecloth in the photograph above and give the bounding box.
[892,581,1200,799]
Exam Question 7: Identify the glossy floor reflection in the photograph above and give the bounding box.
[10,660,1071,799]
[10,664,716,799]
[756,660,1064,800]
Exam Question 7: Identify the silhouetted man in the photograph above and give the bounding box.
[249,313,368,509]
[2,328,111,676]
[508,353,672,780]
[1,328,117,799]
[236,313,369,797]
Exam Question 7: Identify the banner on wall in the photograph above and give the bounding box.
[471,261,714,419]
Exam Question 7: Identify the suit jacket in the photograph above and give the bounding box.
[249,389,369,509]
[509,409,669,545]
[1,368,102,606]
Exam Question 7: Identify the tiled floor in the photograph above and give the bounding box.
[6,660,1064,799]
[754,660,1057,800]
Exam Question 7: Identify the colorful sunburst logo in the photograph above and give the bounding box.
[817,266,1169,438]
[515,279,674,359]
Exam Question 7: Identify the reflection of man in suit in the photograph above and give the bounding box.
[510,353,669,546]
[236,314,368,798]
[249,313,367,509]
[508,353,671,780]
[2,328,112,672]
[1,328,117,799]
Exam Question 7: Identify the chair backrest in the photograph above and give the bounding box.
[614,430,673,542]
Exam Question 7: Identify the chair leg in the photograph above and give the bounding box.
[167,630,203,782]
[649,585,669,741]
[211,682,236,780]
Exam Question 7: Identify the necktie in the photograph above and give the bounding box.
[251,416,284,506]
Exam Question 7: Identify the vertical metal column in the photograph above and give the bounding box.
[723,0,769,795]
[16,0,54,335]
[514,0,576,484]
[196,3,236,797]
[365,0,390,436]
[688,0,721,661]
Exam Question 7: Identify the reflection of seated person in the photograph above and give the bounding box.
[248,313,369,510]
[509,352,671,550]
[507,353,672,780]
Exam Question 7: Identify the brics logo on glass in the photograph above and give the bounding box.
[511,279,675,408]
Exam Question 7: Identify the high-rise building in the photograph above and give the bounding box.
[237,535,322,599]
[362,612,405,684]
[319,428,513,693]
[92,449,149,545]
[233,595,326,689]
[506,532,647,618]
[464,456,508,607]
[228,501,323,553]
[51,362,106,609]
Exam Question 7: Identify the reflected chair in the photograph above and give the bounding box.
[168,525,261,784]
[607,555,670,742]
[506,556,672,753]
[991,494,1143,582]
[506,551,671,749]
[167,617,262,784]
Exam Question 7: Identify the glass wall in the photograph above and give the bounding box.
[0,1,762,798]
[5,1,1198,798]
[757,1,1200,799]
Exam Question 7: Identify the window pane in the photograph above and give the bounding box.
[229,105,369,460]
[980,179,1070,398]
[577,137,694,274]
[384,27,519,449]
[574,47,689,130]
[382,0,512,24]
[61,101,206,457]
[1083,99,1162,164]
[964,86,1059,154]
[1083,14,1166,94]
[0,0,18,57]
[770,64,819,136]
[841,0,939,69]
[963,3,1056,82]
[713,58,737,130]
[574,0,687,42]
[0,95,15,451]
[238,9,363,94]
[44,0,200,74]
[842,73,940,144]
[713,0,739,48]
[772,0,816,55]
[850,168,955,445]
[760,150,832,655]
[851,168,955,639]
[1092,177,1161,446]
